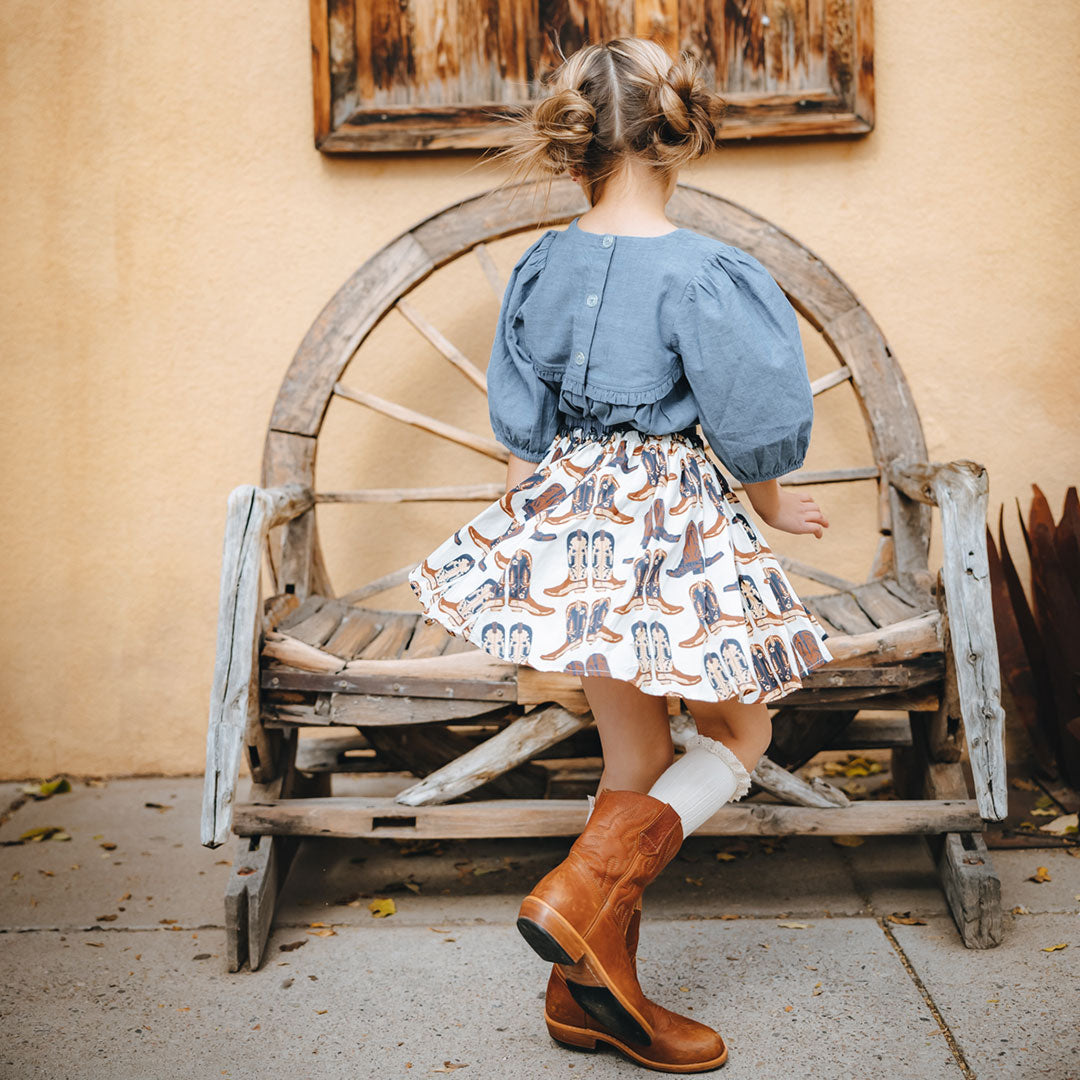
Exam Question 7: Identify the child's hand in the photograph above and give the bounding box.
[744,480,829,538]
[762,488,829,538]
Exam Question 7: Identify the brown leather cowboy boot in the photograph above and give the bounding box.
[545,907,728,1072]
[517,789,684,1045]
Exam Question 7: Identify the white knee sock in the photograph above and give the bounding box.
[646,733,754,836]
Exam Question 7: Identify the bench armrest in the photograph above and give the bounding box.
[201,484,313,848]
[887,460,1007,821]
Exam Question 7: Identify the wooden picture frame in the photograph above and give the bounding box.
[310,0,874,152]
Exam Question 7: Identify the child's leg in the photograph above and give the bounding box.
[644,698,769,837]
[683,697,772,775]
[579,676,674,795]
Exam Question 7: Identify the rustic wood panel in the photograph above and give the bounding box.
[312,0,873,151]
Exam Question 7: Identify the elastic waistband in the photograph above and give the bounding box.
[554,418,703,449]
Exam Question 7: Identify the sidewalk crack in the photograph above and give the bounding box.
[878,917,975,1079]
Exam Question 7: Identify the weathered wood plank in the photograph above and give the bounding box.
[201,484,315,849]
[891,461,1008,821]
[329,694,506,726]
[394,705,593,806]
[322,607,387,658]
[280,597,351,648]
[851,580,923,629]
[233,796,984,839]
[751,755,851,808]
[806,592,876,635]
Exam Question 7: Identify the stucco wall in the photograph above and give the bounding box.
[2,2,1077,778]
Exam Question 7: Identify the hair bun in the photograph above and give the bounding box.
[651,55,726,168]
[530,88,597,174]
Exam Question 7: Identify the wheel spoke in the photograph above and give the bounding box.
[317,483,503,504]
[340,562,416,604]
[395,298,487,393]
[774,555,858,593]
[473,242,504,298]
[333,382,508,462]
[732,466,879,489]
[810,365,852,396]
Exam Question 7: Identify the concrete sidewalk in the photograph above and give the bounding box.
[1,777,1077,1080]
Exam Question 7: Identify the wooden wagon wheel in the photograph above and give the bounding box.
[205,179,1008,966]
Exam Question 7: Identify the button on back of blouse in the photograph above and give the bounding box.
[602,235,613,247]
[586,294,598,306]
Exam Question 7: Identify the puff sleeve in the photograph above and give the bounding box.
[486,231,561,463]
[676,247,813,485]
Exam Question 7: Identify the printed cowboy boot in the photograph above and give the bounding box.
[545,906,728,1073]
[517,789,684,1045]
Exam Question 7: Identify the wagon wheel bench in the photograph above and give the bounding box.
[201,179,1008,971]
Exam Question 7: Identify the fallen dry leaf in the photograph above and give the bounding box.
[159,919,178,925]
[777,922,810,929]
[1040,942,1068,952]
[431,1063,469,1073]
[307,928,337,938]
[685,876,704,887]
[96,914,118,923]
[1027,866,1052,883]
[21,778,71,800]
[888,912,927,926]
[1011,777,1039,791]
[99,842,117,851]
[715,852,737,862]
[19,826,69,843]
[1039,813,1078,835]
[85,941,104,948]
[369,897,396,919]
[118,892,132,902]
[316,1009,328,1015]
[279,940,307,952]
[832,835,864,848]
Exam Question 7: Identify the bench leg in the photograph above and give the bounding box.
[224,833,302,971]
[224,729,330,971]
[925,829,1003,948]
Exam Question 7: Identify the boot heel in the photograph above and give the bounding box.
[545,1018,598,1051]
[516,896,585,966]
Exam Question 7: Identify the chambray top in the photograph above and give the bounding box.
[486,216,814,485]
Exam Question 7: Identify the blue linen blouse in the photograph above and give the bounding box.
[486,215,814,485]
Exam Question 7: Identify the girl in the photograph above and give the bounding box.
[409,36,832,1073]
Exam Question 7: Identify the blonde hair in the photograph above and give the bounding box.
[490,37,726,203]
